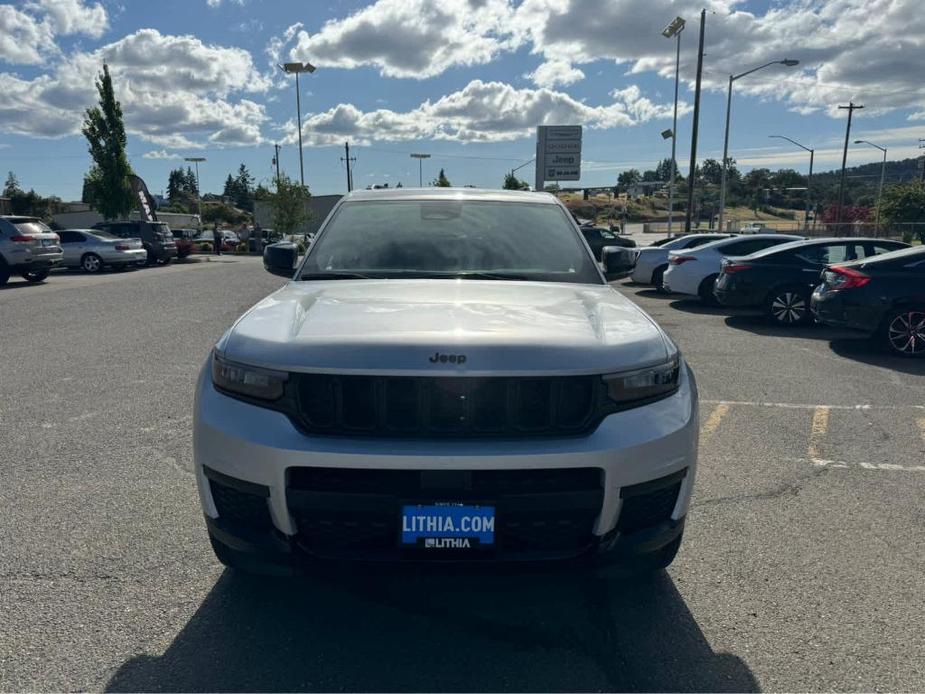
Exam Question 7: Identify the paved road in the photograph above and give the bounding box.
[1,257,923,692]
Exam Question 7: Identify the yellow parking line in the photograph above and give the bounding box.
[702,403,730,436]
[808,406,830,461]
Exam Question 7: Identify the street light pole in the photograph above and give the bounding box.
[717,59,799,232]
[662,16,685,238]
[855,139,887,230]
[769,135,814,231]
[184,156,206,224]
[278,62,316,188]
[410,153,430,187]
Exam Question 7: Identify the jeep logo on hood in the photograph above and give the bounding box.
[429,352,467,365]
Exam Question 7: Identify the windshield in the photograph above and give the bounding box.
[299,200,603,284]
[13,221,53,235]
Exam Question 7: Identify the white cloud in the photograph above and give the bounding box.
[525,60,585,88]
[26,0,108,38]
[142,149,182,160]
[285,0,516,79]
[206,0,246,6]
[282,79,682,146]
[0,5,56,65]
[0,29,270,147]
[268,0,925,121]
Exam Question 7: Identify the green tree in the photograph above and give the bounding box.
[503,172,529,190]
[233,164,253,210]
[184,167,199,195]
[641,169,659,183]
[270,175,312,234]
[81,64,135,220]
[617,169,641,190]
[881,181,925,241]
[222,174,237,199]
[3,171,22,197]
[700,159,723,186]
[433,168,451,187]
[655,158,677,182]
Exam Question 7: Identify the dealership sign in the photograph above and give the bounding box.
[536,126,582,187]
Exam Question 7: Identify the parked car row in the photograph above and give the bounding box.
[626,233,923,357]
[0,216,182,286]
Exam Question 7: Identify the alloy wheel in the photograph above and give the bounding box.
[83,255,102,273]
[888,311,925,356]
[770,292,806,324]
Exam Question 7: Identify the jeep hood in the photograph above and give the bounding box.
[220,280,674,375]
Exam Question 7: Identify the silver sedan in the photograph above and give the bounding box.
[58,229,148,272]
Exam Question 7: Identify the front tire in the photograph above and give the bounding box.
[81,253,103,273]
[21,269,49,283]
[882,308,925,357]
[766,286,812,326]
[0,261,9,286]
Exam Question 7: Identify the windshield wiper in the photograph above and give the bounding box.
[298,271,374,280]
[449,271,529,281]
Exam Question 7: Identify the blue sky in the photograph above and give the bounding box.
[2,0,924,201]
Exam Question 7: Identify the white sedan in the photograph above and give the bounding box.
[662,233,804,302]
[630,233,733,290]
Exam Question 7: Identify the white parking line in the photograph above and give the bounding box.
[805,458,925,473]
[918,417,925,446]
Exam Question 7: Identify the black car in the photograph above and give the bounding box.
[713,237,909,325]
[579,225,636,260]
[812,245,925,357]
[92,220,178,265]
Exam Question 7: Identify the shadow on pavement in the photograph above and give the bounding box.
[668,299,741,317]
[106,567,759,693]
[723,314,843,341]
[829,338,925,375]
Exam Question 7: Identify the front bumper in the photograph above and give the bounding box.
[811,288,879,334]
[193,363,699,565]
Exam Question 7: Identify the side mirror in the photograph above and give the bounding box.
[602,246,635,282]
[264,241,298,278]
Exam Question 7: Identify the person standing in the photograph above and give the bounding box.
[212,223,222,256]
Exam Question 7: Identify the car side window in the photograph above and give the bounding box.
[871,243,901,256]
[72,232,86,243]
[721,239,771,256]
[794,245,829,265]
[58,231,75,243]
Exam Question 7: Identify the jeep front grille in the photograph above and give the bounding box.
[293,374,606,438]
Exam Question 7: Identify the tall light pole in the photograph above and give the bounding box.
[717,58,799,232]
[662,16,685,237]
[184,156,206,223]
[278,61,316,188]
[855,139,887,230]
[769,135,814,231]
[410,153,430,187]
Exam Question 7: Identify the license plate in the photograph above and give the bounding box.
[401,503,495,549]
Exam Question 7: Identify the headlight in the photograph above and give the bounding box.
[211,352,288,401]
[603,356,680,404]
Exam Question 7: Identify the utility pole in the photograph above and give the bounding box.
[410,153,430,187]
[340,141,356,192]
[661,16,685,238]
[835,102,863,227]
[272,144,282,189]
[918,139,925,182]
[184,157,206,223]
[684,9,706,233]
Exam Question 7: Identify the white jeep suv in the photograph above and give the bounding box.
[194,188,698,576]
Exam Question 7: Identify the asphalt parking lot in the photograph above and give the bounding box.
[1,255,924,692]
